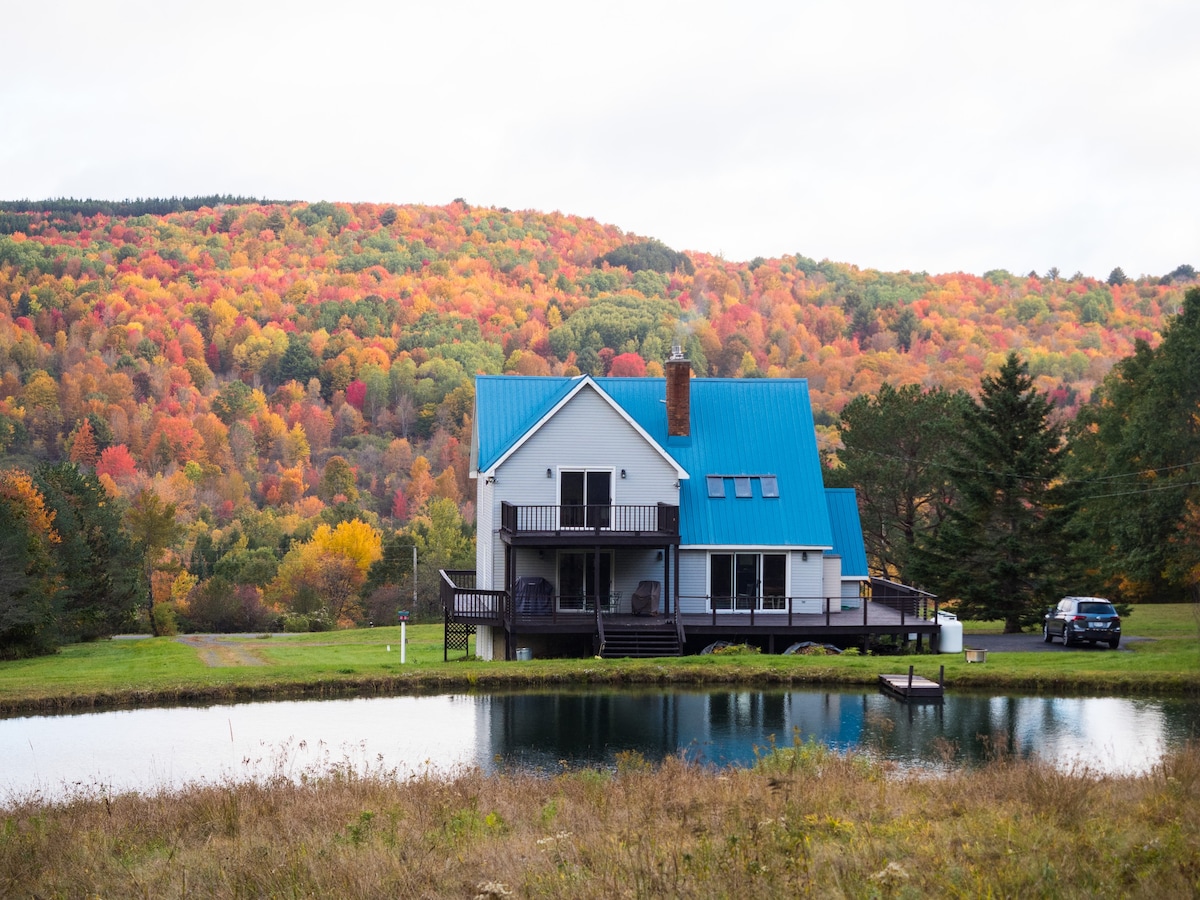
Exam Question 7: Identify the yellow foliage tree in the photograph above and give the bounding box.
[268,518,382,626]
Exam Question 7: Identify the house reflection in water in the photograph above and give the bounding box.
[481,690,868,770]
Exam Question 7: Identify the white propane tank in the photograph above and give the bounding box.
[936,611,963,653]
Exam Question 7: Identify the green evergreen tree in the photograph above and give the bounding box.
[828,383,971,583]
[912,354,1069,631]
[35,463,142,641]
[278,334,320,386]
[0,475,60,658]
[1066,286,1200,601]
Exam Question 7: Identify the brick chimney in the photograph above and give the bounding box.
[665,344,691,437]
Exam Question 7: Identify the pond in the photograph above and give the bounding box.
[4,688,1198,801]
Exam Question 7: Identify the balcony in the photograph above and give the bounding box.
[499,502,679,546]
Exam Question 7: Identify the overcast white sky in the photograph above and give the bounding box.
[3,1,1198,278]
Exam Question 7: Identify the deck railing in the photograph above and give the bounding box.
[869,577,937,619]
[440,569,507,623]
[500,502,679,537]
[677,594,939,627]
[441,570,940,631]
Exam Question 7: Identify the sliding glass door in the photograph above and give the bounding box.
[559,469,611,529]
[709,552,787,611]
[558,550,613,611]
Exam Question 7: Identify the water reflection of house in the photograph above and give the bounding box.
[441,353,938,660]
[481,691,868,769]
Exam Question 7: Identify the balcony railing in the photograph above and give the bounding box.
[500,502,679,537]
[678,594,939,628]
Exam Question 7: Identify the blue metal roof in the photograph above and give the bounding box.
[475,375,836,548]
[825,488,869,577]
[474,376,577,473]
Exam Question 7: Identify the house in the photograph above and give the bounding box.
[440,352,939,660]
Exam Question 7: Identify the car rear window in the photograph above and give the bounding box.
[1079,602,1116,615]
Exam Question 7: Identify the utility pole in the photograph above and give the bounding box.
[410,544,417,611]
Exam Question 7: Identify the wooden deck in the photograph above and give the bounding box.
[442,569,944,659]
[679,600,936,633]
[879,667,945,702]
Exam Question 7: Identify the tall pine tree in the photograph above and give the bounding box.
[35,463,142,641]
[827,383,971,583]
[913,353,1069,631]
[1066,286,1200,601]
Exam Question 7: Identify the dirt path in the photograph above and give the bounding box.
[175,634,269,667]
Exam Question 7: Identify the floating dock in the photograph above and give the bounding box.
[879,666,944,702]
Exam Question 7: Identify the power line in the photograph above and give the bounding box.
[1074,478,1200,501]
[836,444,1200,489]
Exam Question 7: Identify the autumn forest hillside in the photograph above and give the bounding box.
[0,197,1195,644]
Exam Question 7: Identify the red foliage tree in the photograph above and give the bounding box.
[345,379,367,410]
[96,444,138,480]
[608,352,647,377]
[391,486,409,521]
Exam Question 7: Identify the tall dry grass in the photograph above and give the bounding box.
[2,739,1197,898]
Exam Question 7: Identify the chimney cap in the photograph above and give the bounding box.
[668,343,686,361]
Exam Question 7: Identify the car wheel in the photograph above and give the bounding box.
[1109,638,1120,650]
[1062,629,1073,647]
[1043,624,1053,643]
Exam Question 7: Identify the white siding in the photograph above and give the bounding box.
[477,384,682,604]
[477,626,496,661]
[822,555,842,603]
[475,478,495,588]
[677,549,709,614]
[790,551,823,613]
[840,579,864,609]
[493,386,680,512]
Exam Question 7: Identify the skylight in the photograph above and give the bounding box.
[705,475,780,499]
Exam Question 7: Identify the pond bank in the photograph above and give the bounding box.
[4,653,1199,717]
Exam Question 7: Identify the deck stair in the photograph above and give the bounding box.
[600,626,682,659]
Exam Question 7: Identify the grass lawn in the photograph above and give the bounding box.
[1,604,1197,714]
[962,601,1200,638]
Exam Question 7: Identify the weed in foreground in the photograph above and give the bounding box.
[1,744,1198,898]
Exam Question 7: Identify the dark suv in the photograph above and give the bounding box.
[1044,597,1121,648]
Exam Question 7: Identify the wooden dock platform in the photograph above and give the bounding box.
[879,666,944,702]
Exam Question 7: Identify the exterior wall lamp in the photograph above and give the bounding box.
[621,469,627,479]
[802,550,808,562]
[546,468,552,478]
